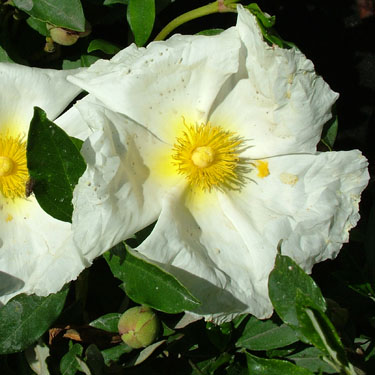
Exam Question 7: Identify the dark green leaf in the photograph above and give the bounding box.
[127,0,155,46]
[287,347,336,374]
[27,107,86,223]
[246,3,276,28]
[127,340,166,366]
[0,288,68,354]
[85,344,104,375]
[268,254,326,328]
[81,55,101,67]
[60,343,83,375]
[89,313,122,333]
[236,316,298,350]
[321,109,338,150]
[13,0,85,31]
[192,353,233,375]
[26,17,48,36]
[87,39,121,55]
[0,45,12,62]
[245,353,314,375]
[70,136,84,151]
[101,343,133,366]
[295,294,350,369]
[104,243,200,313]
[206,321,232,352]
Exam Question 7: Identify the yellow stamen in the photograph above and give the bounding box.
[0,133,29,199]
[172,122,250,191]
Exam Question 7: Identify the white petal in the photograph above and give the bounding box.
[234,6,338,154]
[210,78,331,158]
[136,150,368,321]
[136,187,273,322]
[0,63,82,133]
[54,95,93,140]
[0,197,87,305]
[68,28,241,144]
[72,100,177,256]
[223,150,369,274]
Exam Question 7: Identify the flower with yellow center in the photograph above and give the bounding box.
[69,6,369,322]
[0,62,93,305]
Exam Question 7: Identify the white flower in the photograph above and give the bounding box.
[69,6,369,321]
[0,62,92,305]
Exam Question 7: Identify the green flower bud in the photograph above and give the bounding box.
[47,24,79,46]
[118,306,160,349]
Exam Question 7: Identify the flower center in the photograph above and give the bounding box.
[0,133,29,199]
[172,122,249,191]
[191,146,214,168]
[0,156,14,176]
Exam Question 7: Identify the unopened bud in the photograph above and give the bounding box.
[47,24,79,46]
[118,306,160,349]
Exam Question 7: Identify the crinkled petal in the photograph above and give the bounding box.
[222,150,369,274]
[235,6,339,154]
[68,28,241,144]
[72,99,176,256]
[210,77,332,158]
[137,150,368,321]
[135,185,272,322]
[0,63,82,133]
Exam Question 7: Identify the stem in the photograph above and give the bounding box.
[154,0,240,41]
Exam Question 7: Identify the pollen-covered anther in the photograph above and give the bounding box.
[172,122,250,191]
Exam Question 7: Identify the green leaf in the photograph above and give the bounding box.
[13,0,85,31]
[89,313,122,333]
[104,0,128,5]
[85,344,104,375]
[245,353,314,375]
[87,39,121,55]
[268,254,326,328]
[26,17,48,36]
[0,288,68,354]
[206,321,232,352]
[27,107,86,223]
[0,45,12,62]
[101,343,133,366]
[321,109,338,150]
[197,28,224,36]
[104,243,200,313]
[60,343,83,375]
[127,0,155,46]
[236,316,298,350]
[246,3,276,28]
[287,347,336,374]
[295,294,350,371]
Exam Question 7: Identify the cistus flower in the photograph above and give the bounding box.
[68,5,369,321]
[0,62,92,305]
[118,306,160,349]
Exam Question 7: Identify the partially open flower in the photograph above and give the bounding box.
[118,306,160,349]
